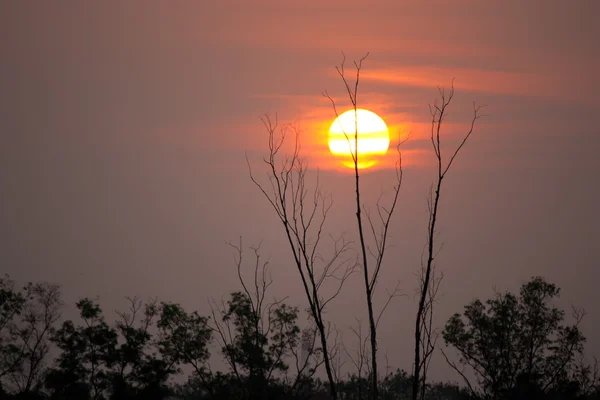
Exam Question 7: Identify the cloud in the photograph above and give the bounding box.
[359,66,553,98]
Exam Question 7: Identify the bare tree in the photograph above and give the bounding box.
[329,325,346,389]
[575,355,600,397]
[247,118,356,399]
[341,318,371,400]
[210,238,325,399]
[412,82,483,400]
[415,268,443,400]
[323,53,405,400]
[287,323,324,398]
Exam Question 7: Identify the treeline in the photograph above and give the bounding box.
[0,275,598,399]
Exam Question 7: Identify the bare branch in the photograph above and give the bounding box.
[412,83,481,400]
[441,348,478,398]
[324,53,406,400]
[247,118,359,399]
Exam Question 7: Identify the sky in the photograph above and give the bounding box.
[1,0,599,383]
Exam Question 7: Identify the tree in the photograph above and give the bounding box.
[109,296,160,399]
[340,318,371,400]
[442,276,590,399]
[0,276,62,397]
[156,301,212,397]
[0,276,28,381]
[412,82,482,400]
[6,282,62,395]
[323,53,404,400]
[209,240,320,399]
[248,117,356,400]
[46,298,118,399]
[46,295,212,400]
[414,269,443,400]
[213,292,298,399]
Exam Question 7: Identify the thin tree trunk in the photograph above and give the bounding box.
[353,114,379,400]
[248,118,356,400]
[412,83,481,400]
[324,54,404,400]
[413,178,441,400]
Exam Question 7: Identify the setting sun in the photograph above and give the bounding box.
[328,109,390,169]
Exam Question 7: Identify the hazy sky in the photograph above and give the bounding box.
[1,1,599,382]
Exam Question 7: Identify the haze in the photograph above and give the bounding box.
[1,0,599,382]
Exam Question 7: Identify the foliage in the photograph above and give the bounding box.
[0,275,28,380]
[212,290,304,399]
[2,273,599,400]
[223,291,299,375]
[156,301,212,393]
[45,298,118,399]
[0,277,62,396]
[443,276,595,399]
[44,297,212,400]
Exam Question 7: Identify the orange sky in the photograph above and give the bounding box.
[1,0,599,383]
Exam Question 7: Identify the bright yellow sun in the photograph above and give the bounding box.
[328,109,390,169]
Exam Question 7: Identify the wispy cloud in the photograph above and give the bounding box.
[359,66,552,98]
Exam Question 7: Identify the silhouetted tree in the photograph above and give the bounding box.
[413,83,482,400]
[379,369,412,400]
[323,53,405,400]
[7,282,62,395]
[340,319,371,400]
[0,276,62,397]
[46,298,117,399]
[442,276,591,399]
[156,301,213,396]
[109,296,161,399]
[248,117,356,400]
[209,241,320,399]
[1,276,29,381]
[45,296,211,400]
[4,273,598,400]
[414,269,443,400]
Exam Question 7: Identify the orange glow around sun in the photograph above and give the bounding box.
[328,109,390,169]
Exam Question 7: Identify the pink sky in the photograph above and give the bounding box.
[1,0,599,383]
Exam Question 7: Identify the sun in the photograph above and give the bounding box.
[328,109,390,169]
